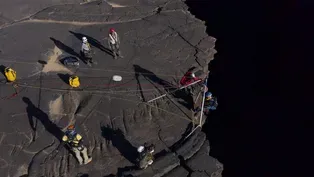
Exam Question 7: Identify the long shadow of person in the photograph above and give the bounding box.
[133,64,176,101]
[69,31,114,57]
[0,65,6,82]
[22,97,64,142]
[117,166,138,177]
[0,65,6,76]
[49,37,87,64]
[101,126,138,164]
[133,65,193,109]
[103,174,117,177]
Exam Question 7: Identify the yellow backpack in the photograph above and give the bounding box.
[4,67,16,82]
[69,76,80,88]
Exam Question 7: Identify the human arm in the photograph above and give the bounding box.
[108,36,114,50]
[76,134,84,148]
[116,32,120,45]
[54,135,68,152]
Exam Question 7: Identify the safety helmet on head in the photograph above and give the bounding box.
[205,92,212,98]
[147,159,153,165]
[82,37,87,43]
[191,73,195,78]
[67,125,75,131]
[109,28,115,33]
[137,146,145,153]
[66,125,76,136]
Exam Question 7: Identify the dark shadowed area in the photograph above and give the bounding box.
[23,97,64,142]
[186,0,314,176]
[101,126,138,164]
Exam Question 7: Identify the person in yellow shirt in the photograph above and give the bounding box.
[137,143,155,169]
[62,125,92,165]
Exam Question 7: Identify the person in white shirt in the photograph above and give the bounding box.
[108,28,122,59]
[81,37,93,63]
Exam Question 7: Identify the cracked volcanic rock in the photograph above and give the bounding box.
[0,0,221,176]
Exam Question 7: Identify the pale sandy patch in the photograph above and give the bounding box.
[107,2,126,7]
[49,95,64,121]
[42,46,72,73]
[14,164,28,177]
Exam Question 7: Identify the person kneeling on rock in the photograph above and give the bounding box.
[180,71,202,96]
[137,143,155,169]
[62,125,92,165]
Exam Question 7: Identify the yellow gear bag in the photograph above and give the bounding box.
[69,76,80,88]
[4,67,16,82]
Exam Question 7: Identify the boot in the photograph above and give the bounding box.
[117,50,124,58]
[84,157,92,164]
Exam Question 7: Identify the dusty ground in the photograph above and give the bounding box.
[0,0,220,177]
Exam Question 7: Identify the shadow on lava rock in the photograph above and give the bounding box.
[22,97,64,142]
[69,30,114,57]
[0,65,6,77]
[117,166,139,177]
[101,126,138,164]
[133,64,193,109]
[133,64,176,91]
[76,173,89,177]
[37,60,47,65]
[57,73,70,85]
[49,37,87,64]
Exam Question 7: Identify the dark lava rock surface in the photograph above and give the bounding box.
[0,0,221,176]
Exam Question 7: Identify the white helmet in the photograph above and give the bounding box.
[82,37,87,43]
[137,146,145,153]
[191,73,195,78]
[147,159,153,165]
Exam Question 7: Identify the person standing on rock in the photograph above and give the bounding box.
[108,28,123,59]
[81,37,93,64]
[61,125,92,165]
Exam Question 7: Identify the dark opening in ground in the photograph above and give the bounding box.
[186,0,314,176]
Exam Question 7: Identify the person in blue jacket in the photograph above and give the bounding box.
[195,91,218,115]
[203,92,218,111]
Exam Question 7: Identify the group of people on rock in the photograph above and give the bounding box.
[80,27,218,115]
[58,60,217,169]
[56,125,155,169]
[2,27,218,170]
[80,28,123,65]
[180,70,218,115]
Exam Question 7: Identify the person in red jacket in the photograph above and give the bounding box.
[108,28,123,59]
[180,72,201,86]
[180,71,202,96]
